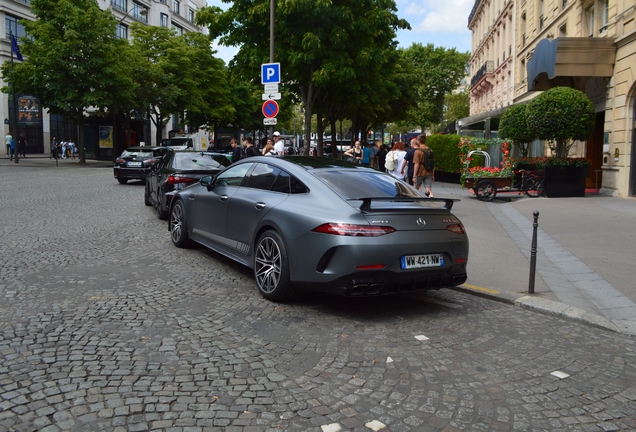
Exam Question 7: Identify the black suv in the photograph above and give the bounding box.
[114,146,168,184]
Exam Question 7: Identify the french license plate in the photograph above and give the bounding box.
[400,254,444,269]
[127,161,142,167]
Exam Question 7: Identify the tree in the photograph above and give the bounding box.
[444,91,470,127]
[1,0,135,164]
[129,25,233,145]
[526,86,595,158]
[197,0,409,155]
[400,44,470,131]
[499,104,533,157]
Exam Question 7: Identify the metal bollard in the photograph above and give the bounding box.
[528,211,539,294]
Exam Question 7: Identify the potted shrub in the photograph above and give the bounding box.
[459,138,513,189]
[525,87,596,197]
[499,104,533,165]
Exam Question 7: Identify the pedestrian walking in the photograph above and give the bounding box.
[386,141,407,180]
[9,137,15,161]
[50,137,57,159]
[401,139,418,185]
[412,133,435,197]
[377,144,388,172]
[230,138,244,163]
[5,132,11,156]
[18,134,27,158]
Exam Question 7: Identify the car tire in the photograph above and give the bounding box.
[117,178,128,185]
[254,230,298,302]
[157,190,168,220]
[144,184,152,206]
[170,200,190,248]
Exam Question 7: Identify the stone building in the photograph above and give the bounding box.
[464,0,636,197]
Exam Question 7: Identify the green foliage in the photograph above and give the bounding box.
[526,86,595,157]
[499,104,533,157]
[425,133,462,173]
[129,24,233,143]
[399,44,470,130]
[511,156,591,168]
[444,91,470,126]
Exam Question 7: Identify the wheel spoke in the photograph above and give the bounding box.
[255,237,281,293]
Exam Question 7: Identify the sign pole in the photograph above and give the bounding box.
[10,30,19,164]
[269,0,275,138]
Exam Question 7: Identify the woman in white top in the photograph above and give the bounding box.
[386,141,407,180]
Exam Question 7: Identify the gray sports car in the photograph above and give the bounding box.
[168,156,468,301]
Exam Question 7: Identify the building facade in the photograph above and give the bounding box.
[466,0,636,197]
[1,0,207,158]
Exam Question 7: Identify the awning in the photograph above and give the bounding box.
[527,37,616,91]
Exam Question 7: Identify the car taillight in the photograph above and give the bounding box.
[312,223,396,237]
[116,158,125,164]
[446,223,466,234]
[167,175,196,185]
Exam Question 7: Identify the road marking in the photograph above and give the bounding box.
[461,283,500,295]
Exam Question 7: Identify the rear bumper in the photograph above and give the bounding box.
[295,266,468,296]
[114,167,149,179]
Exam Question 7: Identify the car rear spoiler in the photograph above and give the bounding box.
[354,197,459,212]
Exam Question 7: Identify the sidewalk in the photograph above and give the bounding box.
[433,181,636,336]
[3,154,636,335]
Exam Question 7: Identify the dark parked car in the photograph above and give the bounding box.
[114,146,167,184]
[168,156,469,301]
[145,150,232,219]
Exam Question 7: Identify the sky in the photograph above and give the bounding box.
[204,0,474,64]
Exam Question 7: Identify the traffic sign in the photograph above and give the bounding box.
[263,118,277,126]
[262,93,282,100]
[264,84,279,93]
[261,63,281,84]
[262,100,279,118]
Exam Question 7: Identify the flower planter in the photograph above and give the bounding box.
[537,166,589,198]
[464,177,513,190]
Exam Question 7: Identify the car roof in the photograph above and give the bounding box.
[123,146,164,152]
[276,155,374,171]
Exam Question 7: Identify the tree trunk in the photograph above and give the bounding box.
[330,115,338,159]
[316,106,324,156]
[76,110,86,165]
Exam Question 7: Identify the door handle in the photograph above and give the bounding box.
[219,195,229,201]
[255,202,266,210]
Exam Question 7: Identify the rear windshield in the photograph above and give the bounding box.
[121,150,153,158]
[174,153,231,170]
[313,170,422,199]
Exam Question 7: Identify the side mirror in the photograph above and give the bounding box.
[200,175,214,189]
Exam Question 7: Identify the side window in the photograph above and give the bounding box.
[215,163,253,187]
[245,163,282,191]
[271,170,290,193]
[290,175,309,194]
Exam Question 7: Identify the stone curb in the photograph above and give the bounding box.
[451,285,623,335]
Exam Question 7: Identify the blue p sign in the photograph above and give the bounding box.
[261,63,281,84]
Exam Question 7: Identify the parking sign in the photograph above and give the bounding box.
[261,63,281,84]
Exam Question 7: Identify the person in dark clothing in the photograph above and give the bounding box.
[377,144,388,172]
[243,136,258,157]
[401,139,419,185]
[18,134,27,158]
[230,138,243,163]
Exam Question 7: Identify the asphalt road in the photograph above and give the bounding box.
[1,163,636,432]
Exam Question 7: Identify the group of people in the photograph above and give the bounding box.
[345,134,435,197]
[4,132,28,160]
[230,131,287,163]
[50,137,77,159]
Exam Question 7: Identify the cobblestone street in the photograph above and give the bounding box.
[1,164,636,432]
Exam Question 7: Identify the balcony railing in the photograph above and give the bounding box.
[471,60,494,88]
